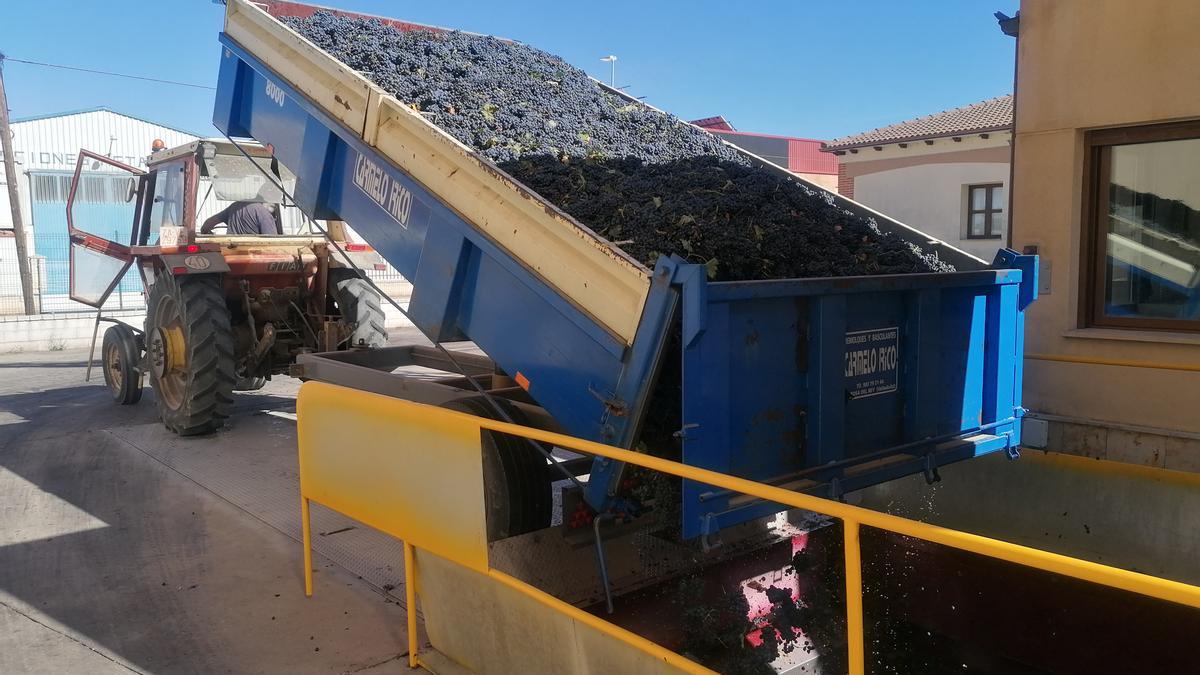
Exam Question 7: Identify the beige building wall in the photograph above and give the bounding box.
[855,161,1009,261]
[839,139,1011,261]
[1011,0,1200,469]
[795,171,838,193]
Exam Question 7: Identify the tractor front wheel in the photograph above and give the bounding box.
[146,273,236,436]
[329,268,387,348]
[101,324,143,405]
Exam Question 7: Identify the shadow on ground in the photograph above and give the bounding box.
[0,369,405,674]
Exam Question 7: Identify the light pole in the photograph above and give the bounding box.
[600,55,617,88]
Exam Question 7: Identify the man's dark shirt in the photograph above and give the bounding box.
[216,202,281,235]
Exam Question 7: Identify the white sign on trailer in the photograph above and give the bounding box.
[844,326,899,399]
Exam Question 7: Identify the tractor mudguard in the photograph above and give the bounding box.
[161,252,231,275]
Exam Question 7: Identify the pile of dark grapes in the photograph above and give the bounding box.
[286,11,952,280]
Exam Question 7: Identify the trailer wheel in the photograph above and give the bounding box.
[441,397,552,540]
[101,324,143,405]
[235,375,268,392]
[329,269,387,348]
[146,273,236,436]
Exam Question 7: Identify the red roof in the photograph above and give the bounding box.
[823,95,1013,151]
[689,115,736,131]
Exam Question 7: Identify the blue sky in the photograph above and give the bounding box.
[1,0,1017,140]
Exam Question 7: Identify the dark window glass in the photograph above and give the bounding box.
[1087,123,1200,330]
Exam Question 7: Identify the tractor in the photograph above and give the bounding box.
[67,139,388,435]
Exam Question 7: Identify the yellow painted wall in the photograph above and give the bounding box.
[1011,0,1200,434]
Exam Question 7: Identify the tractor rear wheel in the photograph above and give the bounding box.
[329,268,387,348]
[440,397,552,541]
[146,273,236,436]
[101,324,143,405]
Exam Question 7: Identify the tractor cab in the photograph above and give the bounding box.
[67,140,389,436]
[146,139,309,241]
[67,139,379,306]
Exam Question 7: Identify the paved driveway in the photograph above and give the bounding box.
[0,345,421,674]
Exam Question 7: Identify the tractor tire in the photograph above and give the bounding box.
[101,324,143,405]
[440,397,552,541]
[235,375,268,392]
[146,273,236,436]
[329,269,387,348]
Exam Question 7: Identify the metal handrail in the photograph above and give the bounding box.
[452,406,1200,674]
[298,386,1200,675]
[1027,352,1200,372]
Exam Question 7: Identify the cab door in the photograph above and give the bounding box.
[66,151,146,307]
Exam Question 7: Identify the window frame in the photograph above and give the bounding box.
[966,183,1005,239]
[1082,120,1200,332]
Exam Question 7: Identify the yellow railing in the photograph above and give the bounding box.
[297,382,1200,674]
[1027,352,1200,372]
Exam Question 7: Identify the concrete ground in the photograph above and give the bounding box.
[0,331,434,674]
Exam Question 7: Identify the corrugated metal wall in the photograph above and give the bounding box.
[787,138,839,175]
[0,109,199,232]
[0,110,199,313]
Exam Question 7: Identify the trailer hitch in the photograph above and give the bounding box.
[828,477,847,503]
[700,513,724,553]
[1003,430,1021,460]
[672,423,700,441]
[589,388,628,416]
[592,513,618,614]
[923,453,942,485]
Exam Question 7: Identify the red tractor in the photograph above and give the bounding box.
[69,139,388,435]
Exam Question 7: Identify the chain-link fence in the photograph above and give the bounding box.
[0,230,145,316]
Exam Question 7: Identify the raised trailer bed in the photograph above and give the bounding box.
[214,0,1037,538]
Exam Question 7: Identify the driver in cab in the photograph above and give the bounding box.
[200,184,283,235]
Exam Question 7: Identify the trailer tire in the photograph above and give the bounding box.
[235,375,268,392]
[441,397,552,540]
[101,324,143,405]
[329,269,387,348]
[146,273,237,436]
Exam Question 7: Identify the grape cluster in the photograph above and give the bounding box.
[286,12,952,279]
[502,155,952,280]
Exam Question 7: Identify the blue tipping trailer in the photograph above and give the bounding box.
[214,0,1037,539]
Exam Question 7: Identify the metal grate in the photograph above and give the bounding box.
[30,172,132,204]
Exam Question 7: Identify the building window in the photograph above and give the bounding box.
[1085,121,1200,331]
[30,173,130,203]
[967,183,1005,239]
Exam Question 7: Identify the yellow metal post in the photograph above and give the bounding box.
[405,541,418,669]
[843,519,865,675]
[1025,352,1200,372]
[301,497,313,597]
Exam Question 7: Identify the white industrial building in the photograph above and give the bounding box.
[0,107,411,347]
[0,107,348,317]
[0,108,198,314]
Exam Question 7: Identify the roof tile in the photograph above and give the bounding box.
[822,94,1012,151]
